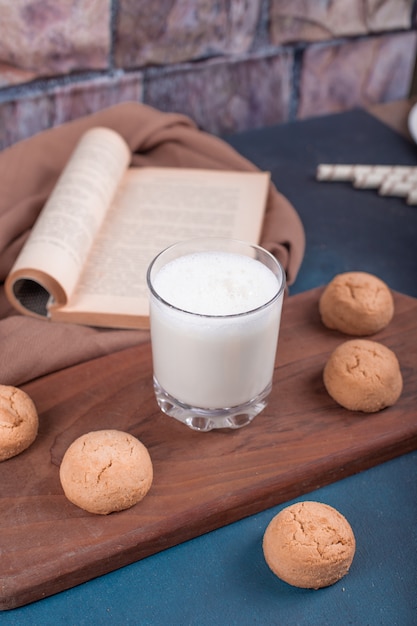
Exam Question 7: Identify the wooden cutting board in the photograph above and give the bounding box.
[1,287,416,610]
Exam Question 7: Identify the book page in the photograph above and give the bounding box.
[54,167,270,328]
[5,127,131,316]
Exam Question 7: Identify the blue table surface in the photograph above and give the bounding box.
[3,109,417,625]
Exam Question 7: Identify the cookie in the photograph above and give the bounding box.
[59,429,153,515]
[263,501,355,589]
[323,339,402,412]
[0,384,38,462]
[319,271,394,335]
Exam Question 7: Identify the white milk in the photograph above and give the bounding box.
[149,251,283,409]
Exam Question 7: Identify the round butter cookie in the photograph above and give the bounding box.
[0,384,38,462]
[319,271,394,335]
[263,501,355,589]
[323,339,402,412]
[60,429,153,515]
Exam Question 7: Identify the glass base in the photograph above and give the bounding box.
[153,377,272,432]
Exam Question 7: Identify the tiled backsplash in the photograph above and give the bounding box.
[0,0,416,150]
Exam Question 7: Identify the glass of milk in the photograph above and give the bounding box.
[147,238,285,431]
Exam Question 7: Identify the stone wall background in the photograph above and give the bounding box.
[0,0,416,150]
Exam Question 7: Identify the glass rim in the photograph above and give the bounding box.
[146,237,286,319]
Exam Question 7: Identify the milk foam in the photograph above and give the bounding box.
[153,251,279,315]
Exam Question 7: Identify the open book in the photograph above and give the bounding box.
[5,127,270,329]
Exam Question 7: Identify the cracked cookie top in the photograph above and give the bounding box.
[263,501,355,589]
[323,339,403,412]
[59,429,153,515]
[0,384,38,462]
[319,271,394,336]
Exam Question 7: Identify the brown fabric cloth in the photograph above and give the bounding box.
[0,102,305,386]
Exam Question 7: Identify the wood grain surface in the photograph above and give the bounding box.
[1,287,416,610]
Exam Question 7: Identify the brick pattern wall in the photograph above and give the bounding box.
[0,0,416,150]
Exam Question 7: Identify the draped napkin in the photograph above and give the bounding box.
[0,102,305,386]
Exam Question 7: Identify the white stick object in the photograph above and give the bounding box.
[316,164,417,182]
[407,189,417,204]
[317,164,417,204]
[353,172,387,188]
[379,180,417,196]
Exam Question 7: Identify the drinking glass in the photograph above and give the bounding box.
[147,238,285,431]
